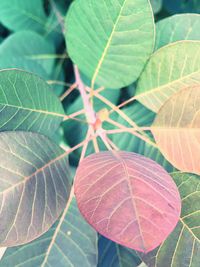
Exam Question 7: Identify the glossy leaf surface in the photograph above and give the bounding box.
[136,41,200,112]
[0,198,97,267]
[0,69,64,137]
[65,0,155,88]
[140,172,200,267]
[75,151,181,252]
[152,86,200,174]
[0,131,71,246]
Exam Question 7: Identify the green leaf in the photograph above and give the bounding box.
[136,41,200,112]
[0,31,55,77]
[0,69,64,138]
[0,131,71,247]
[155,14,200,50]
[0,0,47,32]
[65,0,155,89]
[140,172,200,267]
[150,0,163,14]
[98,235,141,267]
[0,198,97,267]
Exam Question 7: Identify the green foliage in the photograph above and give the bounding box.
[0,0,47,32]
[0,0,199,266]
[65,0,155,88]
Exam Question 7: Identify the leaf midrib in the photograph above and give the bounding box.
[0,103,64,118]
[91,0,128,87]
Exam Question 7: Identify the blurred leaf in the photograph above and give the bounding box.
[155,14,200,50]
[0,69,64,138]
[65,0,155,88]
[140,172,200,267]
[0,131,71,246]
[0,0,47,32]
[0,31,55,77]
[163,0,200,14]
[136,41,200,112]
[98,235,141,267]
[150,0,163,14]
[0,198,98,267]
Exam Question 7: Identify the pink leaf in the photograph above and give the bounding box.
[74,151,181,253]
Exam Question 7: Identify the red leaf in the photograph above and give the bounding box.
[74,151,181,253]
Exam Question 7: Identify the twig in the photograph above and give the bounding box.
[60,83,77,101]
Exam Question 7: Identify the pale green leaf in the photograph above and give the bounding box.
[155,14,200,50]
[136,41,200,112]
[0,69,64,138]
[0,131,71,247]
[65,0,155,89]
[150,0,163,14]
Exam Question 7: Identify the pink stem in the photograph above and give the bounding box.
[74,65,96,124]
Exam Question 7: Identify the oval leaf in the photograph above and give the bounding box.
[140,172,200,267]
[155,14,200,50]
[65,0,155,89]
[0,131,71,246]
[152,86,200,174]
[74,151,181,252]
[136,41,200,112]
[0,69,64,137]
[0,198,97,267]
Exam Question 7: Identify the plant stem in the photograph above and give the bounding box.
[60,83,77,101]
[74,65,96,124]
[106,118,158,148]
[90,89,148,138]
[63,109,86,122]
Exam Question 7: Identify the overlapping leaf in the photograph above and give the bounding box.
[0,0,47,32]
[140,172,200,267]
[75,151,181,252]
[150,0,163,14]
[155,14,200,50]
[0,69,64,137]
[0,131,71,246]
[0,198,97,267]
[152,86,200,174]
[65,0,155,88]
[98,235,141,267]
[0,31,55,77]
[136,41,200,112]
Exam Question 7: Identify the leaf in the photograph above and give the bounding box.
[0,198,98,267]
[140,172,200,267]
[98,235,141,267]
[163,0,200,13]
[0,69,64,137]
[74,151,181,253]
[0,131,71,246]
[65,0,155,89]
[0,31,55,77]
[150,0,163,14]
[155,14,200,50]
[0,0,47,32]
[152,86,200,175]
[136,41,200,112]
